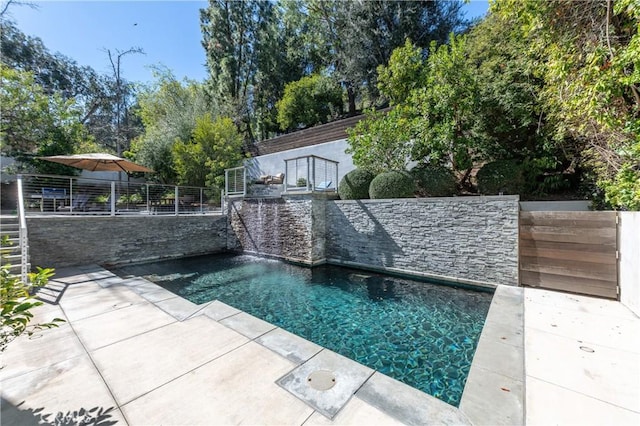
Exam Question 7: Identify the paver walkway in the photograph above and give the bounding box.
[1,265,638,425]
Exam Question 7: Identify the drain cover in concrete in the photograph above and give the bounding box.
[307,370,336,391]
[277,350,373,419]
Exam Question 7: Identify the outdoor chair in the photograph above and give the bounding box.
[57,193,90,212]
[267,173,285,184]
[315,181,332,191]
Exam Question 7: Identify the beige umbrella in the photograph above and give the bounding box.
[39,153,153,173]
[40,153,153,210]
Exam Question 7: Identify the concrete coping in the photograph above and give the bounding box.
[46,264,523,424]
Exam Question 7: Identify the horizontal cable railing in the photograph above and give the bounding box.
[284,155,339,193]
[19,174,222,216]
[225,166,246,197]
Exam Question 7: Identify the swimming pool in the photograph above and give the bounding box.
[111,253,493,406]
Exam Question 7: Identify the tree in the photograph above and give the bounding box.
[492,0,640,209]
[172,114,244,188]
[304,0,468,113]
[129,69,208,184]
[346,106,416,174]
[276,74,343,131]
[348,35,482,185]
[200,0,275,143]
[0,65,92,174]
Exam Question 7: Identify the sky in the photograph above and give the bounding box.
[6,0,490,85]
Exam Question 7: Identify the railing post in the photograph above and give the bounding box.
[69,178,74,213]
[175,186,179,215]
[243,167,247,196]
[284,160,289,194]
[16,175,28,284]
[110,181,116,216]
[200,188,204,214]
[225,169,229,197]
[335,162,339,192]
[311,156,316,192]
[146,184,150,213]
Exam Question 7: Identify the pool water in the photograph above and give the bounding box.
[111,254,493,406]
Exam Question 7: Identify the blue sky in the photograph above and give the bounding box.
[7,0,489,85]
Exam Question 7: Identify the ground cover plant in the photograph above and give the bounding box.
[0,236,63,353]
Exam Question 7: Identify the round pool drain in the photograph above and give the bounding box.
[307,370,336,391]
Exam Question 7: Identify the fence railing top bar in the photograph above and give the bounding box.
[225,166,246,172]
[284,154,339,164]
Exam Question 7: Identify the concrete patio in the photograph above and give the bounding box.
[0,265,638,425]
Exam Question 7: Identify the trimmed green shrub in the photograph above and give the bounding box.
[477,160,525,195]
[338,169,375,200]
[369,171,416,199]
[411,164,457,197]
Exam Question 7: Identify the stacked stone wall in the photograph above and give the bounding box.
[26,215,228,268]
[325,197,519,286]
[227,197,315,263]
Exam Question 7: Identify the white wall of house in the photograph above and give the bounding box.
[620,212,640,316]
[245,139,356,185]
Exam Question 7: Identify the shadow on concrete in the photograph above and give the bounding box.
[1,398,118,426]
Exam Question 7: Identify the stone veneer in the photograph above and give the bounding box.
[326,197,520,286]
[26,215,228,269]
[227,195,519,286]
[227,195,327,265]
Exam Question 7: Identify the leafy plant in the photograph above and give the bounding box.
[1,236,64,353]
[338,168,376,200]
[296,178,307,187]
[369,171,415,199]
[276,74,343,131]
[476,160,526,195]
[411,164,457,197]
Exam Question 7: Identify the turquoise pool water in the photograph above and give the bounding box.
[111,254,493,406]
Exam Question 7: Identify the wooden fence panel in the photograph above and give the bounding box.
[519,211,618,299]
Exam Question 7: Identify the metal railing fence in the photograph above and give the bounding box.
[284,155,338,193]
[225,166,246,197]
[18,174,221,216]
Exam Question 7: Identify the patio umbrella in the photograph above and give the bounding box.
[39,153,153,173]
[39,153,153,210]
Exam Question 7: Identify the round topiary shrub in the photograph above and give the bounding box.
[338,168,376,200]
[476,159,525,195]
[369,171,416,199]
[411,164,457,197]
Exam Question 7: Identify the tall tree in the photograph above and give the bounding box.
[200,0,274,144]
[130,69,209,184]
[305,0,468,113]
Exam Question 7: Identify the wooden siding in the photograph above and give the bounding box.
[255,114,367,155]
[519,211,618,299]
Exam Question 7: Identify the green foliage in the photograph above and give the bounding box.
[491,0,640,209]
[376,39,426,105]
[296,178,307,187]
[0,65,94,174]
[603,163,640,210]
[130,70,209,184]
[369,170,415,199]
[276,74,343,131]
[411,164,457,197]
[172,115,244,188]
[1,237,63,353]
[476,160,526,195]
[410,34,483,174]
[337,168,376,200]
[346,106,416,174]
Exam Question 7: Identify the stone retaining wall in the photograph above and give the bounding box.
[27,215,228,268]
[227,196,319,264]
[325,197,520,286]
